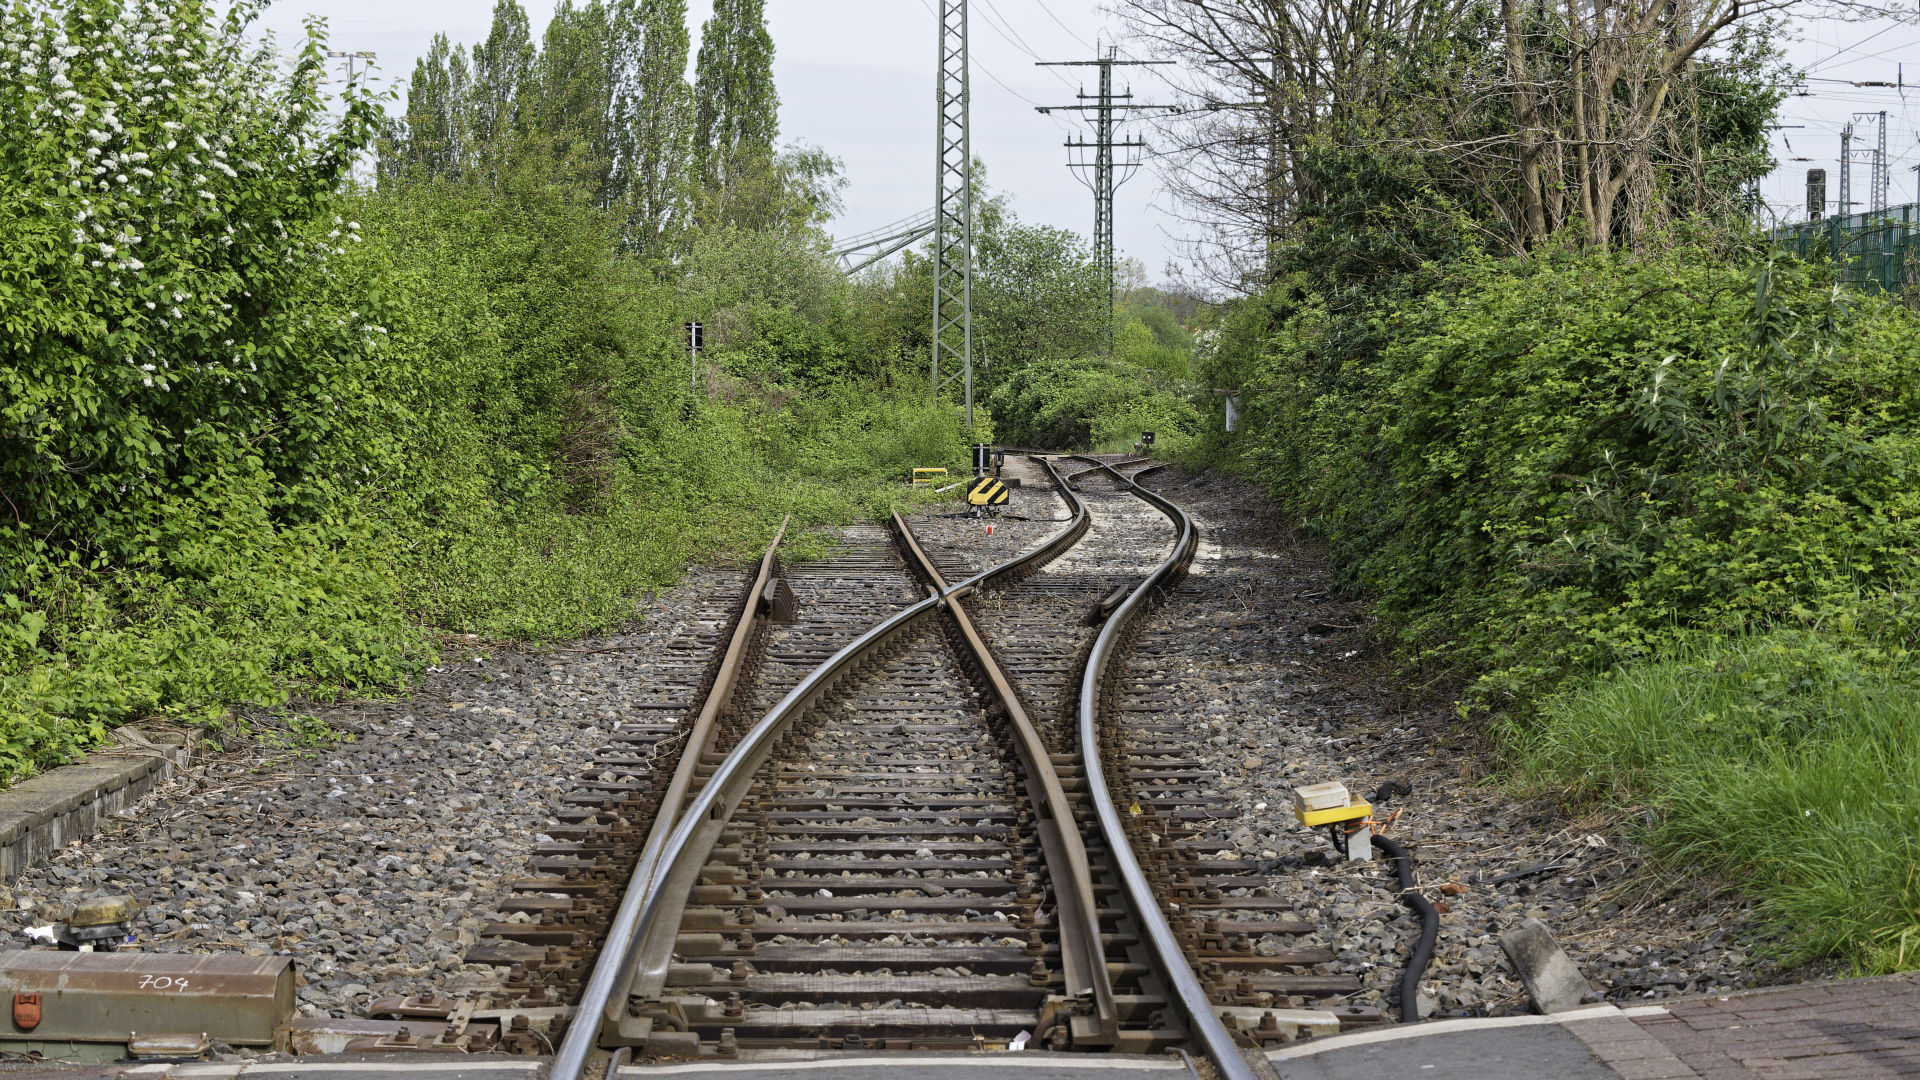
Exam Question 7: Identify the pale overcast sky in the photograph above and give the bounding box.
[1764,15,1919,224]
[255,0,1180,278]
[252,1,1914,281]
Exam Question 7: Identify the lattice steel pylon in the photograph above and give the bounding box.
[1869,110,1889,215]
[931,0,975,427]
[1037,49,1173,355]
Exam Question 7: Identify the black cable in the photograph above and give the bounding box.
[1373,834,1437,1023]
[1370,780,1412,803]
[1369,780,1436,1024]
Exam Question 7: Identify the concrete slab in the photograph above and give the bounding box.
[142,1063,544,1079]
[1270,1025,1618,1080]
[0,728,191,882]
[1264,1005,1703,1080]
[619,1052,1195,1080]
[1501,917,1596,1014]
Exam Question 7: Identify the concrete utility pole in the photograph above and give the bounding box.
[1035,49,1174,355]
[1839,122,1854,216]
[931,0,976,428]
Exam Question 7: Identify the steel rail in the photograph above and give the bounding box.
[548,458,1092,1079]
[587,514,789,1023]
[1071,457,1259,1080]
[1061,455,1154,484]
[889,506,1119,1044]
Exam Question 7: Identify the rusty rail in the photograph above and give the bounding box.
[548,519,790,1078]
[549,460,1093,1078]
[1071,456,1258,1080]
[1061,455,1154,484]
[889,503,1119,1045]
[596,515,788,1023]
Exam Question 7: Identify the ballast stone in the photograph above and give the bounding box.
[1500,917,1595,1014]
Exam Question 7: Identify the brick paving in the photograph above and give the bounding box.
[1566,1012,1701,1080]
[1633,972,1920,1079]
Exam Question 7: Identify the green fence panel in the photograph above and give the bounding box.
[1773,203,1920,305]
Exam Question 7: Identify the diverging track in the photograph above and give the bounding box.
[489,455,1362,1078]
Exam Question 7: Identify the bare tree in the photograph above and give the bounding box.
[1116,0,1905,282]
[1113,0,1473,288]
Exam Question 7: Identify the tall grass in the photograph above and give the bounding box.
[401,387,969,642]
[1509,630,1920,972]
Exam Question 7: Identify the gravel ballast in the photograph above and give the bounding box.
[0,460,1787,1033]
[1124,464,1781,1017]
[0,567,750,1020]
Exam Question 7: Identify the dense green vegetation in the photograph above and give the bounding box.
[879,189,1206,451]
[0,0,1206,780]
[0,0,978,778]
[1517,631,1920,973]
[1230,251,1920,700]
[1156,0,1918,970]
[1199,213,1920,970]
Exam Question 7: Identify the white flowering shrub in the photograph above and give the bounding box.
[0,0,387,772]
[1,0,377,522]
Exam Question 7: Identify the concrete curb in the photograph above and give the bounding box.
[0,730,193,882]
[1266,1004,1700,1080]
[1265,1004,1678,1058]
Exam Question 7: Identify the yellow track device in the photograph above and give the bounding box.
[966,476,1011,506]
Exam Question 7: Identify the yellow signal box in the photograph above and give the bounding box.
[1294,781,1375,860]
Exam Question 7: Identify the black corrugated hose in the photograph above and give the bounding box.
[1369,781,1437,1024]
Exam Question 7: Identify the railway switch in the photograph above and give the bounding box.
[1293,782,1374,861]
[757,576,797,623]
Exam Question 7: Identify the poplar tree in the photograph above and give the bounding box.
[532,1,617,194]
[392,35,473,181]
[610,0,694,254]
[692,0,777,191]
[470,0,536,175]
[385,0,703,252]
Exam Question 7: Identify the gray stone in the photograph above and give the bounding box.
[1500,917,1594,1014]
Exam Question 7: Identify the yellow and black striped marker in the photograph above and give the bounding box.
[966,476,1011,506]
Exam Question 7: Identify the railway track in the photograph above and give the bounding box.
[1066,459,1386,1041]
[381,454,1370,1075]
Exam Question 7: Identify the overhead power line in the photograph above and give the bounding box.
[1808,22,1910,72]
[1035,49,1177,353]
[914,0,1063,108]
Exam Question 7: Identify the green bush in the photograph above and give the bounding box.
[1239,249,1920,701]
[1217,244,1920,971]
[1511,631,1920,972]
[0,0,403,775]
[987,356,1199,452]
[409,383,975,641]
[0,3,975,780]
